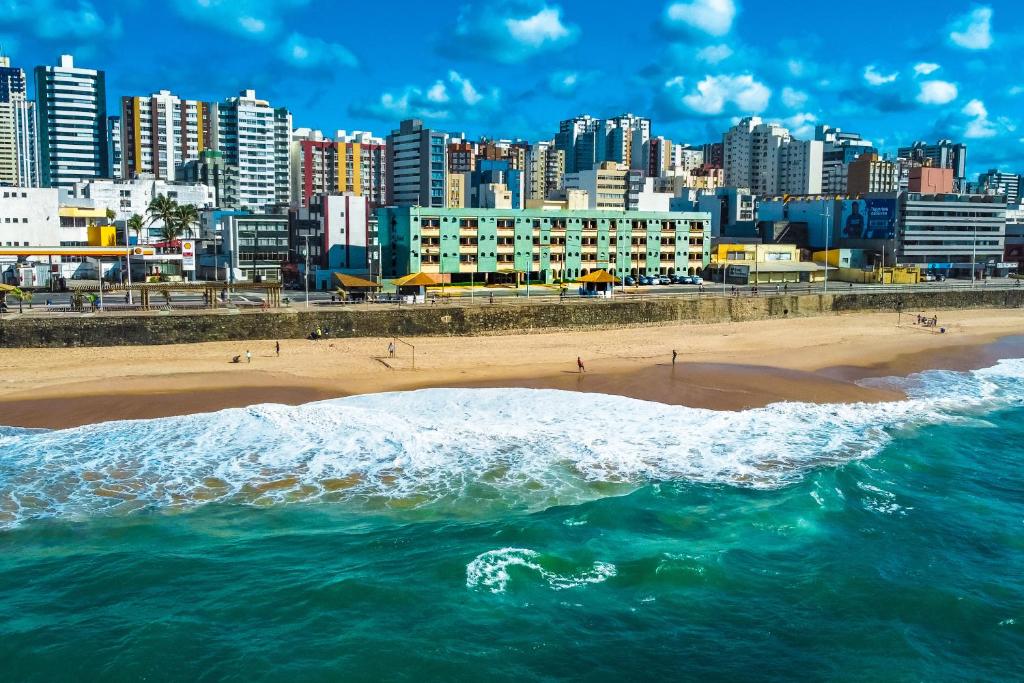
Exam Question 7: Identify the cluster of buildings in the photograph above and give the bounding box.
[0,52,1021,291]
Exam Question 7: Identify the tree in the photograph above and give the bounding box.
[174,204,200,239]
[147,195,178,242]
[127,214,145,242]
[158,222,183,245]
[105,208,116,224]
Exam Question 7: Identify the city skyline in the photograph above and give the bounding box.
[1,1,1022,177]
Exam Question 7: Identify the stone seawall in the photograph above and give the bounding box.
[1,289,1021,348]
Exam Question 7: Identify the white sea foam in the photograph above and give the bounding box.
[0,358,1022,528]
[466,547,617,593]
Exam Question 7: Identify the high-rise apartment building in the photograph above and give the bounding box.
[555,114,600,174]
[106,116,122,180]
[724,117,822,195]
[386,119,448,208]
[815,124,874,193]
[525,140,564,200]
[601,114,651,170]
[647,137,673,178]
[209,89,291,211]
[447,140,476,174]
[0,57,39,188]
[290,130,388,210]
[977,169,1021,203]
[120,90,212,180]
[34,55,108,188]
[847,153,898,194]
[897,140,967,192]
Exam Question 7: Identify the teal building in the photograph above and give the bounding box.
[378,207,711,283]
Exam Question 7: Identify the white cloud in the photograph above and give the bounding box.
[547,70,598,95]
[784,112,816,138]
[863,65,898,86]
[1008,85,1024,96]
[664,0,736,37]
[0,0,115,40]
[787,60,805,78]
[505,7,570,46]
[916,79,958,105]
[913,62,940,76]
[696,44,733,64]
[670,73,771,115]
[279,32,357,68]
[962,99,996,138]
[357,72,500,122]
[949,6,993,50]
[781,86,808,109]
[445,2,579,63]
[172,0,310,38]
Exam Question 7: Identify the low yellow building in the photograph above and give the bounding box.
[712,243,826,284]
[59,206,117,246]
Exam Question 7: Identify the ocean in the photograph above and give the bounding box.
[1,360,1022,681]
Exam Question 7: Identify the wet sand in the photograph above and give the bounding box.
[1,309,1022,429]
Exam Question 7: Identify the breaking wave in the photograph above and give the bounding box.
[1,358,1022,528]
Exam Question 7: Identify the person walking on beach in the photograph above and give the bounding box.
[245,350,252,364]
[577,356,585,373]
[275,341,280,357]
[672,350,678,366]
[388,341,396,358]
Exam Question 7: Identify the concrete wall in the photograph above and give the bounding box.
[1,289,1022,348]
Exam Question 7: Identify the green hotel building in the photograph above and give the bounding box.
[378,207,712,284]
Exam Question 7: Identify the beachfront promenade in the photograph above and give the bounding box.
[1,282,1022,348]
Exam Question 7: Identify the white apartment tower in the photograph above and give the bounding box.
[210,90,291,211]
[34,55,108,188]
[525,140,565,200]
[724,117,822,196]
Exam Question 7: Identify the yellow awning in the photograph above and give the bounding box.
[334,273,381,289]
[392,272,440,287]
[576,269,620,284]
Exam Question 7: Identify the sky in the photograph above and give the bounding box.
[1,0,1022,177]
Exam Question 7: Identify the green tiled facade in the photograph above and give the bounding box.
[379,207,712,283]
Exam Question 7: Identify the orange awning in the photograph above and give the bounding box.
[391,272,440,287]
[334,273,381,289]
[576,269,620,284]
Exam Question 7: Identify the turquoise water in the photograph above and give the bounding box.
[1,362,1023,681]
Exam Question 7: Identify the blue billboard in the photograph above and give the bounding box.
[840,198,897,240]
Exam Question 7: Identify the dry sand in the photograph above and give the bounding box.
[1,308,1022,429]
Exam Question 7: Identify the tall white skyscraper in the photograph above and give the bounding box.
[34,55,108,188]
[724,117,822,195]
[120,90,212,180]
[209,90,291,211]
[0,55,39,187]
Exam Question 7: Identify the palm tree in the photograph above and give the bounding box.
[147,195,178,242]
[105,208,116,225]
[174,204,200,239]
[159,222,183,245]
[127,214,145,243]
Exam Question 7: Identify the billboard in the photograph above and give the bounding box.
[839,198,896,240]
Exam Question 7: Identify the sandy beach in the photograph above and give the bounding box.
[1,308,1022,428]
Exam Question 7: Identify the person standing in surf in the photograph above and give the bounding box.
[577,356,585,373]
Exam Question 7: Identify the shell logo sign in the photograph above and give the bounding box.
[182,241,196,271]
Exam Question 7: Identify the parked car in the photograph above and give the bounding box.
[624,275,637,286]
[638,275,651,285]
[922,273,936,282]
[691,276,704,285]
[659,275,672,285]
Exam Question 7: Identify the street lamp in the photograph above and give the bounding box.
[303,234,310,308]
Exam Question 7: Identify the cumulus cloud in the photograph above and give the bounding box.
[949,6,993,50]
[863,65,898,86]
[696,44,733,64]
[664,0,736,37]
[280,32,357,69]
[666,73,771,116]
[781,86,808,109]
[917,79,958,105]
[354,71,500,122]
[0,0,116,40]
[1008,85,1024,96]
[913,62,940,76]
[961,99,995,138]
[172,0,310,38]
[784,112,816,138]
[442,2,579,63]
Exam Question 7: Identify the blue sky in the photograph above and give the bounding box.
[1,0,1022,176]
